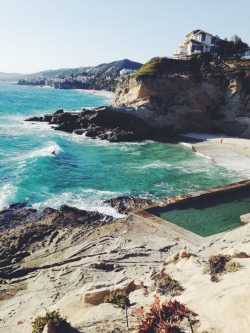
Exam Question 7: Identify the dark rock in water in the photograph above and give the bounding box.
[54,109,64,115]
[51,112,78,124]
[59,205,113,225]
[26,106,156,142]
[42,114,53,122]
[0,207,39,232]
[104,196,154,214]
[9,202,30,210]
[25,116,43,122]
[74,129,86,135]
[54,121,80,133]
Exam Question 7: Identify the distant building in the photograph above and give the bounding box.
[120,68,135,76]
[173,29,222,59]
[241,48,250,59]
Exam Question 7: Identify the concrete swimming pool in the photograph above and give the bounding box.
[132,180,250,239]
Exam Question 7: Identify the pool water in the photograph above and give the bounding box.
[148,187,250,237]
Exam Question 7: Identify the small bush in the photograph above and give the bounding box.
[208,254,231,276]
[156,274,184,296]
[138,296,199,333]
[104,291,130,309]
[31,310,77,333]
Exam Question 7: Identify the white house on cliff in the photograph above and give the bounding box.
[173,29,222,59]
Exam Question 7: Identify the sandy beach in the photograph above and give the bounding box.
[77,88,115,99]
[181,133,250,178]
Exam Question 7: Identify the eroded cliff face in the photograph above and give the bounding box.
[112,58,250,137]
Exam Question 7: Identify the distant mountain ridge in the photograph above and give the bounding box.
[0,59,143,81]
[0,72,26,81]
[91,59,143,75]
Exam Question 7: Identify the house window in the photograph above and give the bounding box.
[211,37,215,45]
[201,32,206,41]
[210,46,215,53]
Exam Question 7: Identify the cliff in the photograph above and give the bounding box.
[112,57,250,138]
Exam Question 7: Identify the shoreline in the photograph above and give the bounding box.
[180,133,250,178]
[75,88,114,99]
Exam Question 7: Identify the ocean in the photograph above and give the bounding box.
[0,81,240,217]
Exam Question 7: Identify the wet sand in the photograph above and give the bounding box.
[181,133,250,178]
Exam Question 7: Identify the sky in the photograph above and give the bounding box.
[0,0,249,74]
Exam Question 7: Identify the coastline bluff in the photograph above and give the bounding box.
[112,57,250,138]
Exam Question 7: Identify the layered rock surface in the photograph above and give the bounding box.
[1,199,250,333]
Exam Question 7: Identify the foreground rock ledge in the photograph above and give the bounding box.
[0,197,250,332]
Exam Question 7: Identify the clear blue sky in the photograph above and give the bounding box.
[0,0,249,73]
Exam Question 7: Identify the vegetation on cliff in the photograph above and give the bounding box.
[132,57,200,79]
[131,56,250,81]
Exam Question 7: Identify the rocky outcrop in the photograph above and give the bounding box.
[26,107,157,142]
[104,196,154,214]
[113,57,250,138]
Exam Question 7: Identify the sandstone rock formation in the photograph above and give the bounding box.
[113,57,250,138]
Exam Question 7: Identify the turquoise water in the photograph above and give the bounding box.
[0,81,240,216]
[149,188,250,237]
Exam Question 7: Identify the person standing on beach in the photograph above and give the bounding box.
[220,137,223,143]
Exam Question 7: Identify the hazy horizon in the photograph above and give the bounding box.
[0,0,249,74]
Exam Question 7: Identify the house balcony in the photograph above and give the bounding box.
[178,43,186,48]
[173,50,188,58]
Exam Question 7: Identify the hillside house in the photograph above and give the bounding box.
[241,48,250,59]
[120,68,135,77]
[173,29,222,59]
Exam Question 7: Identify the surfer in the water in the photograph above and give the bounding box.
[51,150,56,155]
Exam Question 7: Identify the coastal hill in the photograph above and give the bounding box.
[90,59,143,75]
[112,57,250,138]
[0,59,143,81]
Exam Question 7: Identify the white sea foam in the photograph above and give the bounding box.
[71,132,110,146]
[32,189,125,218]
[137,161,172,170]
[0,183,17,211]
[8,142,62,165]
[180,142,193,148]
[195,152,212,160]
[26,142,62,159]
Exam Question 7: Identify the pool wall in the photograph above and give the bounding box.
[131,179,250,243]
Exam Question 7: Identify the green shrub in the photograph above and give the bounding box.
[208,254,231,276]
[138,296,199,333]
[156,274,184,296]
[104,291,130,308]
[31,310,77,333]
